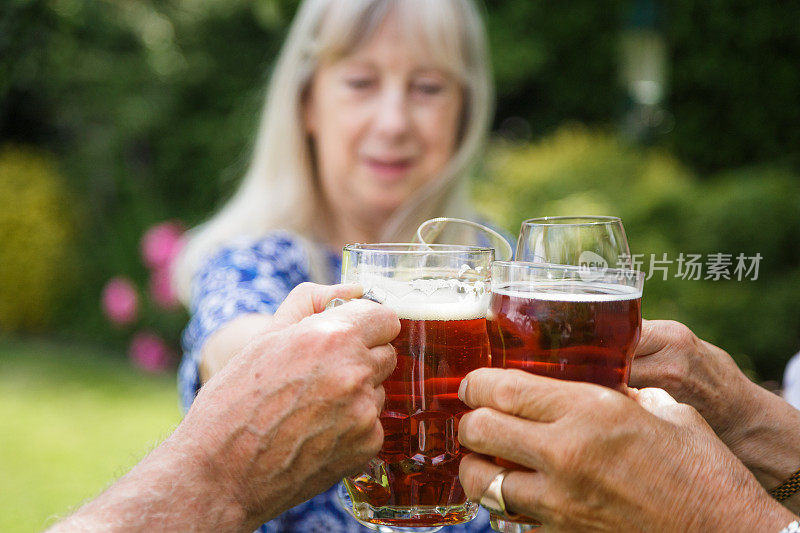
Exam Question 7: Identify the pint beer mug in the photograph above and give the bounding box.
[338,243,493,530]
[486,261,644,532]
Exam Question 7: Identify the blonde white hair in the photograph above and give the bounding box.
[174,0,494,303]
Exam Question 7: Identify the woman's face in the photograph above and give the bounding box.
[305,13,463,226]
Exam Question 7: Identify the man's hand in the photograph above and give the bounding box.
[630,319,800,509]
[199,282,364,381]
[50,283,400,532]
[180,290,400,528]
[270,282,363,328]
[456,368,795,532]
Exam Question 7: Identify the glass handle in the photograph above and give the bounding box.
[414,217,513,261]
[326,297,348,310]
[325,290,384,311]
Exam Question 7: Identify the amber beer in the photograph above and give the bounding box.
[488,283,642,391]
[486,262,643,532]
[339,243,493,529]
[345,303,489,526]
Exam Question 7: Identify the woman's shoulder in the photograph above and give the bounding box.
[204,230,311,270]
[191,230,316,291]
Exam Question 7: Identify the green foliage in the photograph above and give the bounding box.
[2,0,799,356]
[665,1,800,172]
[475,125,800,380]
[485,0,624,135]
[0,145,75,332]
[1,0,293,342]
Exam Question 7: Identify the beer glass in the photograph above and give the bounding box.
[487,262,644,532]
[338,243,493,531]
[516,216,630,268]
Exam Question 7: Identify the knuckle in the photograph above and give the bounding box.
[365,420,384,454]
[373,343,397,367]
[457,456,483,500]
[366,301,400,329]
[663,320,696,350]
[289,281,317,300]
[333,365,371,397]
[320,320,357,346]
[669,402,703,426]
[459,408,494,451]
[597,388,627,413]
[373,385,386,408]
[662,358,690,389]
[295,281,316,293]
[352,396,379,432]
[492,371,527,413]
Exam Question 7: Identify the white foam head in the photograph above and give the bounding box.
[392,299,488,321]
[362,278,489,320]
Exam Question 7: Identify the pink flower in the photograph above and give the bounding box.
[129,331,171,373]
[101,277,139,326]
[149,267,179,310]
[141,221,185,271]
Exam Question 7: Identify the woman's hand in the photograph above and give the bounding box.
[631,319,800,511]
[179,286,401,529]
[457,368,795,532]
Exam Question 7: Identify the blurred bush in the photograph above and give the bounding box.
[0,145,75,331]
[666,1,800,172]
[476,125,800,380]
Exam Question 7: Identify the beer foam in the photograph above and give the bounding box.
[357,275,489,320]
[493,281,642,302]
[392,300,488,321]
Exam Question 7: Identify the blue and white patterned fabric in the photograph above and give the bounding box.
[178,229,495,532]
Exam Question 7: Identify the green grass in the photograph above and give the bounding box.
[0,338,181,532]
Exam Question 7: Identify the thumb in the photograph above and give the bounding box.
[631,387,706,429]
[273,282,363,326]
[629,387,678,414]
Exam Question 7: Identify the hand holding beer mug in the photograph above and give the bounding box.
[337,244,494,531]
[485,262,644,532]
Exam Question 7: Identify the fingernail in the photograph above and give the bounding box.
[458,377,469,402]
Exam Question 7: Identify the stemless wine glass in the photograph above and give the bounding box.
[414,217,514,261]
[486,262,644,533]
[516,216,630,268]
[337,243,493,532]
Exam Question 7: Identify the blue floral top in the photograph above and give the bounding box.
[178,230,494,532]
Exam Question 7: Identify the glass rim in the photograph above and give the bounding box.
[343,242,494,255]
[520,215,622,227]
[492,260,645,281]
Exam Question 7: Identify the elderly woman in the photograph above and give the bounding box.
[173,0,496,530]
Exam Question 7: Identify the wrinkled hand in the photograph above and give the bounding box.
[199,282,366,381]
[629,319,754,442]
[270,282,364,328]
[176,284,400,530]
[629,319,800,498]
[457,368,794,532]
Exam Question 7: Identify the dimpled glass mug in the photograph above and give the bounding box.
[336,243,493,532]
